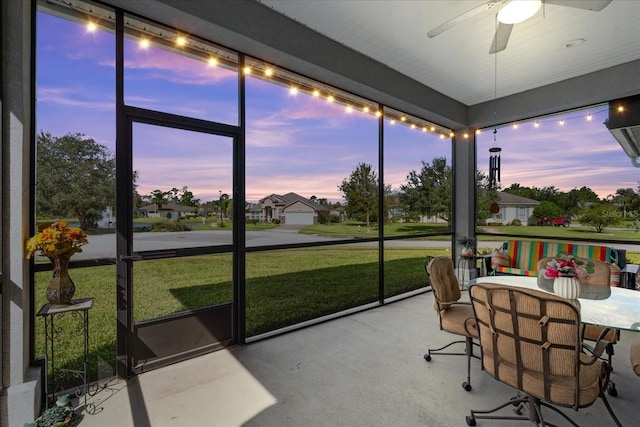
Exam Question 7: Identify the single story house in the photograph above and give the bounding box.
[259,193,329,225]
[139,202,197,219]
[490,192,539,225]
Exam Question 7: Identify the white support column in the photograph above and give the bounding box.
[1,0,42,425]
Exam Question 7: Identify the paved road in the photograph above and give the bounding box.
[70,228,640,261]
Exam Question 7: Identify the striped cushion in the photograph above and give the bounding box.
[503,240,614,274]
[491,249,510,269]
[494,267,539,277]
[609,263,621,287]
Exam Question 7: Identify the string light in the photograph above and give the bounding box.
[375,111,382,118]
[264,68,273,77]
[289,86,298,95]
[512,123,519,129]
[559,119,565,125]
[139,39,149,49]
[401,116,406,122]
[411,124,416,129]
[208,57,217,67]
[587,114,592,121]
[86,21,97,32]
[176,36,186,47]
[313,90,320,97]
[618,105,625,112]
[345,105,353,113]
[327,95,334,103]
[363,106,370,113]
[243,66,251,75]
[534,121,540,128]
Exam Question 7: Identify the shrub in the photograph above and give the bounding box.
[150,221,192,232]
[510,219,522,226]
[272,218,281,225]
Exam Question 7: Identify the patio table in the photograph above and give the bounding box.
[469,276,640,332]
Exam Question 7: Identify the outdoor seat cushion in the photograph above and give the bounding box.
[439,303,478,338]
[482,352,604,407]
[631,341,640,377]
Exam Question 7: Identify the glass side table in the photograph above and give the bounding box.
[37,298,94,410]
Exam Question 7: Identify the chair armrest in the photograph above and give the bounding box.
[582,338,612,364]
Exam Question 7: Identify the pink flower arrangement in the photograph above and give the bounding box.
[543,254,594,279]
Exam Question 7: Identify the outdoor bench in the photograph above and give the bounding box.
[490,239,623,278]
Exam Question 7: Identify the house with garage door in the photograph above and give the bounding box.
[259,193,329,225]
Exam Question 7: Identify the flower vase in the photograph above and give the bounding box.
[46,256,75,305]
[553,276,581,300]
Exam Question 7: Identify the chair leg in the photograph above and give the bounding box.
[424,337,478,392]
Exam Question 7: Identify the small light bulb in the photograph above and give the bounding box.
[449,132,454,138]
[176,36,186,47]
[430,126,436,132]
[375,111,382,117]
[559,119,565,125]
[475,129,480,134]
[327,95,334,103]
[313,90,320,97]
[411,124,416,129]
[587,114,592,121]
[618,105,625,112]
[363,106,370,113]
[208,57,217,67]
[87,22,97,32]
[440,134,445,139]
[534,121,540,128]
[289,86,298,95]
[422,127,427,132]
[513,123,518,129]
[463,133,469,139]
[139,39,150,49]
[346,105,353,113]
[390,119,395,125]
[243,66,251,75]
[401,116,406,122]
[264,68,273,77]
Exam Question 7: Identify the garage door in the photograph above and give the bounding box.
[285,212,314,225]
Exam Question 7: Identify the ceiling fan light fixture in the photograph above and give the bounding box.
[497,0,542,24]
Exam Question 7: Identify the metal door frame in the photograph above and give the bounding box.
[116,106,241,377]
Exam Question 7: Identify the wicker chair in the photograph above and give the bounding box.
[631,341,640,377]
[424,256,479,391]
[466,282,621,426]
[537,256,620,396]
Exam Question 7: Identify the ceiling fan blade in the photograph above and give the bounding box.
[543,0,612,11]
[489,22,513,54]
[428,0,505,38]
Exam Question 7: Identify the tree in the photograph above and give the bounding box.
[532,201,563,219]
[609,188,638,218]
[36,132,116,230]
[149,189,169,212]
[578,202,621,233]
[399,157,451,223]
[339,162,379,227]
[476,171,499,224]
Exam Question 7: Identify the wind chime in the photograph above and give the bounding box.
[488,129,502,188]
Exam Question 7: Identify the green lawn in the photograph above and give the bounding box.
[35,246,447,384]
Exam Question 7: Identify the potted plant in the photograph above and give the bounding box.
[457,236,476,257]
[30,395,79,427]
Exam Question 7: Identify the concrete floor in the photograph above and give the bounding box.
[77,292,639,426]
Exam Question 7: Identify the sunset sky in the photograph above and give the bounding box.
[36,11,638,205]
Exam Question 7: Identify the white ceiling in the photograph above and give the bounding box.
[259,0,640,107]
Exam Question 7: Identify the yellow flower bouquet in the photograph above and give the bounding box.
[25,219,88,259]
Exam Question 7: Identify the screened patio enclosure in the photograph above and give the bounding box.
[2,0,640,424]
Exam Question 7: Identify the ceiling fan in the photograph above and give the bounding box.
[427,0,612,54]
